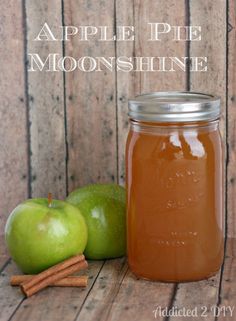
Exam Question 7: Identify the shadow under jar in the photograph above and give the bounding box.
[126,92,224,282]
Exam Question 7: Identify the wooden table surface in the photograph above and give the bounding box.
[0,238,235,321]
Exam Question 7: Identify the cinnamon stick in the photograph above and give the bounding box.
[11,275,88,287]
[21,255,88,297]
[22,254,85,291]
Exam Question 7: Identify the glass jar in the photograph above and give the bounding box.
[126,92,224,282]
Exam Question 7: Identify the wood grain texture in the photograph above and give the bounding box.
[169,274,221,321]
[189,1,226,135]
[0,261,24,321]
[133,0,187,92]
[0,236,8,271]
[227,0,236,238]
[217,238,236,321]
[25,0,67,199]
[9,261,104,321]
[0,1,235,320]
[0,0,28,236]
[77,258,174,321]
[171,4,227,315]
[77,258,128,321]
[115,1,137,185]
[116,0,187,184]
[0,243,235,321]
[102,271,174,321]
[64,0,117,191]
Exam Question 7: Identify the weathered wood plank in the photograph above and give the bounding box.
[189,1,227,136]
[0,235,9,271]
[168,273,221,321]
[64,1,117,191]
[0,261,24,321]
[227,0,236,238]
[133,0,187,92]
[167,3,227,320]
[217,238,236,321]
[116,0,187,184]
[103,270,174,321]
[9,261,104,321]
[76,257,127,321]
[169,240,236,321]
[114,3,190,319]
[76,258,174,321]
[26,1,67,199]
[0,255,9,273]
[115,1,137,185]
[0,0,29,235]
[1,248,235,321]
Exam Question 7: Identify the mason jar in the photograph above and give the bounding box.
[126,92,224,282]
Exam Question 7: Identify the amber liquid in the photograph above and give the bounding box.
[126,121,224,282]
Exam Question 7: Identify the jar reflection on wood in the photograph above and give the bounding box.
[126,92,224,282]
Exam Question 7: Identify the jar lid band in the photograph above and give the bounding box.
[128,92,221,123]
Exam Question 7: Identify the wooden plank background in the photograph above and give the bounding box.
[0,0,234,237]
[0,2,235,320]
[64,0,118,191]
[0,0,29,237]
[26,0,67,200]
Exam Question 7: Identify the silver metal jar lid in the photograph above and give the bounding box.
[128,92,221,122]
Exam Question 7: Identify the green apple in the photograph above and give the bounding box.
[67,184,126,260]
[5,198,88,274]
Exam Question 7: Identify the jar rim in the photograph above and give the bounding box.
[128,91,221,123]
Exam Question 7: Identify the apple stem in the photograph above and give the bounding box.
[48,193,52,208]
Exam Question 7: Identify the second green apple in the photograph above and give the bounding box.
[67,184,126,259]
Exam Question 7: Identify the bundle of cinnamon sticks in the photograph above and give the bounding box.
[11,254,88,298]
